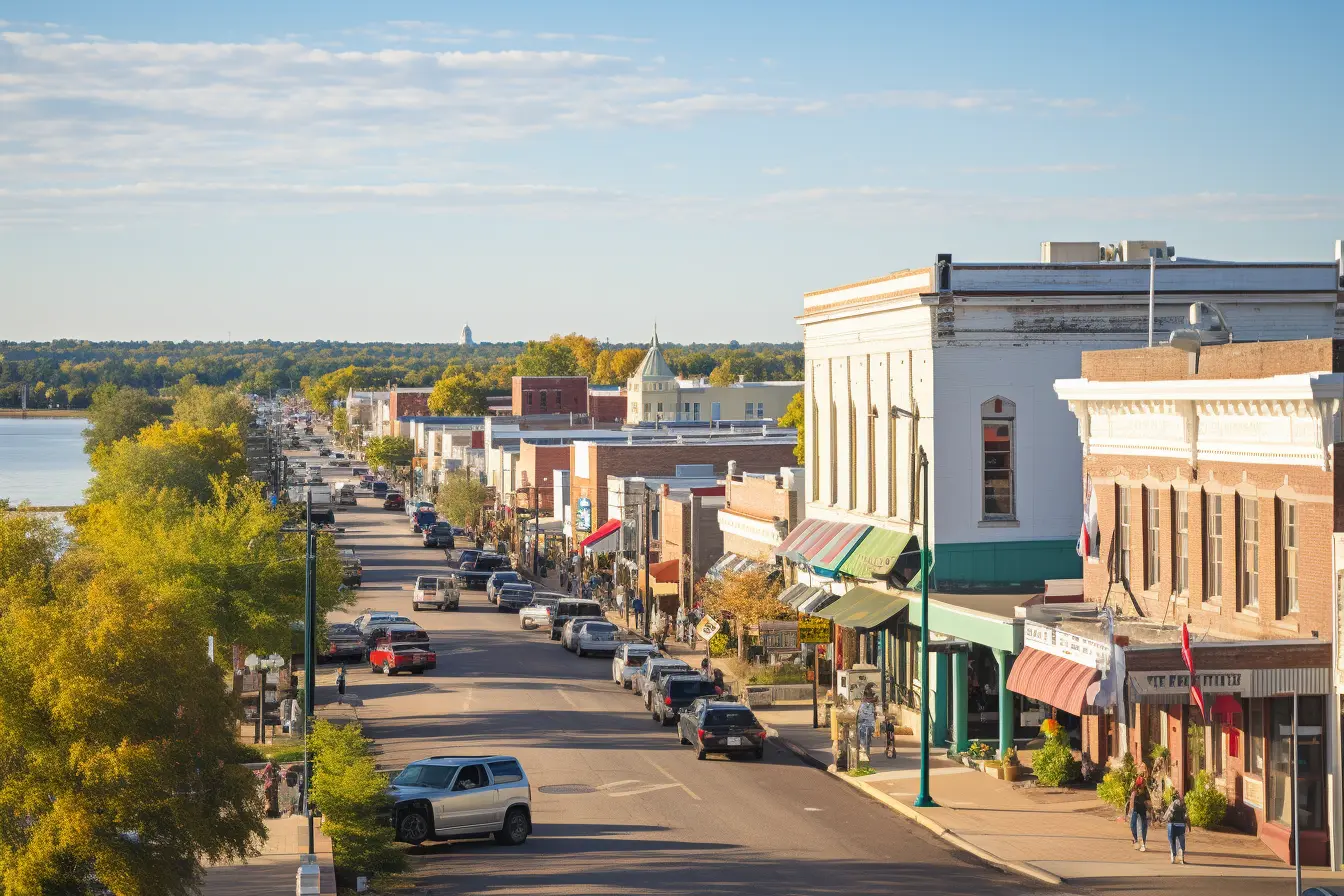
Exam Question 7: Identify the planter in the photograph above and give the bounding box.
[1003,764,1021,782]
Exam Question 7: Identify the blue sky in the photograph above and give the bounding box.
[2,1,1341,343]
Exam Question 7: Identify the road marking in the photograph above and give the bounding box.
[593,780,642,791]
[804,807,822,812]
[606,783,682,798]
[644,757,699,801]
[557,689,577,708]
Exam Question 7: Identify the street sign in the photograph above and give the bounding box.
[696,615,721,641]
[797,614,832,644]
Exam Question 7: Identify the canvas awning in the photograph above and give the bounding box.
[579,517,622,554]
[812,585,908,630]
[706,552,762,580]
[1006,647,1100,717]
[838,528,916,579]
[779,582,821,609]
[649,559,679,583]
[773,518,869,577]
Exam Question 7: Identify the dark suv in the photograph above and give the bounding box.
[651,674,718,726]
[678,699,767,760]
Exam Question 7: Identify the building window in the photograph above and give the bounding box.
[1144,487,1160,590]
[829,399,838,505]
[526,391,533,406]
[1279,500,1298,617]
[1238,495,1259,610]
[1173,490,1188,596]
[554,390,561,406]
[1248,699,1264,775]
[745,402,754,419]
[656,402,663,417]
[644,403,650,416]
[848,398,858,509]
[1269,697,1325,831]
[867,406,877,513]
[1205,493,1223,601]
[756,401,764,418]
[980,397,1015,519]
[694,402,701,422]
[539,390,547,409]
[1117,486,1132,586]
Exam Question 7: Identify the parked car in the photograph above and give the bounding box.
[387,756,532,846]
[519,594,559,630]
[423,521,455,549]
[339,549,363,587]
[411,504,437,534]
[371,481,389,497]
[652,673,719,726]
[571,619,621,657]
[369,638,437,675]
[496,582,535,612]
[450,548,481,568]
[359,619,422,649]
[677,699,767,760]
[383,491,405,511]
[412,575,459,612]
[337,483,358,506]
[611,643,660,689]
[631,656,690,698]
[318,447,331,457]
[637,659,694,708]
[485,571,524,603]
[549,598,603,642]
[456,554,511,590]
[352,610,404,629]
[323,622,367,662]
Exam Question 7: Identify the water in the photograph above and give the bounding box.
[0,417,92,506]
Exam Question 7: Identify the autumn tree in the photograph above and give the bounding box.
[779,390,805,465]
[86,422,246,505]
[428,368,488,416]
[82,384,168,454]
[173,383,252,431]
[698,567,789,660]
[515,340,578,377]
[549,333,599,376]
[435,472,491,528]
[608,347,645,383]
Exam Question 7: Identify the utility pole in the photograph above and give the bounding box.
[302,491,318,855]
[914,448,937,809]
[642,487,651,638]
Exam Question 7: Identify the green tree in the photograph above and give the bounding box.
[435,472,490,527]
[364,436,414,474]
[309,720,404,878]
[515,341,578,377]
[82,384,168,454]
[428,369,488,416]
[779,390,805,465]
[173,384,252,431]
[331,407,348,434]
[86,422,246,505]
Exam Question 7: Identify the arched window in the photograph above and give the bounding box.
[981,397,1015,520]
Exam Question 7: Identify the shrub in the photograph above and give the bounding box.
[309,720,405,879]
[1186,770,1228,828]
[966,740,992,760]
[709,633,729,656]
[747,664,809,685]
[1032,721,1080,787]
[1097,753,1138,811]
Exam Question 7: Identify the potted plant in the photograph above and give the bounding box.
[1001,747,1021,782]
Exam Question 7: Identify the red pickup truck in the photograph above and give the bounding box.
[369,639,437,676]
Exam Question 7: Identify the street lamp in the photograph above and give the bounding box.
[244,652,285,744]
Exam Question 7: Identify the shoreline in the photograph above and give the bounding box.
[0,409,87,418]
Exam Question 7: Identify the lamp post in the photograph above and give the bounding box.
[914,447,937,808]
[301,491,317,857]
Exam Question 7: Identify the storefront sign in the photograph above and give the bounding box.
[797,615,832,644]
[576,497,592,533]
[1243,776,1264,810]
[696,615,721,641]
[1024,621,1110,671]
[1128,669,1249,699]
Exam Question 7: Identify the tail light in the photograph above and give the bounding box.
[664,696,672,706]
[756,730,768,739]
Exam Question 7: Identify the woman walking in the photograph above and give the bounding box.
[1163,791,1188,864]
[1128,764,1151,852]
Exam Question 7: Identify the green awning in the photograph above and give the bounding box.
[814,585,908,630]
[838,527,915,579]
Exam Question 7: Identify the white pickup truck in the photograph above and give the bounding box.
[412,575,460,612]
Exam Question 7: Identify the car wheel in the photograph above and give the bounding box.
[396,808,430,845]
[370,663,377,673]
[695,747,706,761]
[754,747,765,760]
[411,669,425,675]
[412,604,422,612]
[494,807,529,846]
[660,714,673,727]
[652,710,661,723]
[679,729,690,745]
[382,661,393,676]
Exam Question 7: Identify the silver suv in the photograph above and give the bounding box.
[387,755,532,846]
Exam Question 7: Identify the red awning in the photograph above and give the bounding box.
[1006,647,1100,717]
[1212,693,1242,722]
[579,517,622,554]
[649,559,679,583]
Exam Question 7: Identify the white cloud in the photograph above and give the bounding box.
[847,88,1117,115]
[958,163,1116,175]
[761,166,786,176]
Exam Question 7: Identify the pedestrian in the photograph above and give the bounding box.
[335,664,347,703]
[1128,763,1151,852]
[632,593,644,625]
[857,686,877,757]
[712,668,726,696]
[1163,791,1188,864]
[700,657,712,679]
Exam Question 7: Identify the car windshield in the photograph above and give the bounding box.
[705,710,757,727]
[393,764,456,789]
[669,679,716,698]
[415,578,437,589]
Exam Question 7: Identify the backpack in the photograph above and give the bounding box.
[1169,800,1187,825]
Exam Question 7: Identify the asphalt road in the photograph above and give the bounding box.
[298,437,1319,896]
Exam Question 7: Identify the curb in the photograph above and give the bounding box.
[771,734,1063,887]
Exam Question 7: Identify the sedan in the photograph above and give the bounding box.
[486,571,524,604]
[561,617,611,652]
[611,643,661,689]
[572,620,621,657]
[632,657,692,702]
[383,492,405,511]
[677,699,767,760]
[496,583,536,613]
[369,640,437,675]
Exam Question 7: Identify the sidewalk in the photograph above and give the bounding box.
[204,815,336,896]
[758,703,1335,886]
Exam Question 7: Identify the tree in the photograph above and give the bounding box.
[364,436,414,474]
[86,422,246,506]
[515,341,578,377]
[435,472,490,528]
[608,347,645,383]
[779,390,805,465]
[428,369,488,416]
[82,384,167,454]
[331,407,348,434]
[549,333,599,375]
[308,721,404,878]
[697,567,789,660]
[173,384,252,431]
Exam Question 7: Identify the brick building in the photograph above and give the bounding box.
[718,467,803,563]
[515,442,570,513]
[1052,339,1344,866]
[512,376,588,416]
[587,385,627,424]
[387,385,432,423]
[659,484,726,610]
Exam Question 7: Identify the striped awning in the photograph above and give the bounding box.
[706,552,762,580]
[779,582,822,609]
[773,518,869,577]
[838,528,916,580]
[1007,647,1100,717]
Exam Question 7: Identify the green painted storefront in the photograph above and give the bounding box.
[931,538,1080,590]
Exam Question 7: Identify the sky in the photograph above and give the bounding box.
[2,1,1342,343]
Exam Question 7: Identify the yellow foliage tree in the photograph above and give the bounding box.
[697,566,789,659]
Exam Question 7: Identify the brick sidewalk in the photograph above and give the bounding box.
[757,704,1335,885]
[203,815,337,896]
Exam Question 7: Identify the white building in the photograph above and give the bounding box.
[461,323,474,347]
[625,330,802,424]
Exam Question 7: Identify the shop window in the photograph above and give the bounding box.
[756,401,764,418]
[1173,490,1189,596]
[1144,487,1160,590]
[693,402,701,422]
[1238,495,1259,610]
[1117,486,1132,586]
[1268,696,1325,831]
[1249,700,1264,775]
[980,397,1015,519]
[745,402,754,419]
[1205,493,1223,601]
[1279,500,1298,617]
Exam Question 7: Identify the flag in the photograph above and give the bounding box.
[1181,623,1206,718]
[1077,475,1100,558]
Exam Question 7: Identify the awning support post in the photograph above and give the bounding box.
[995,649,1013,759]
[952,650,970,754]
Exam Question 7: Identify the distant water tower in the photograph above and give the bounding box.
[460,323,474,347]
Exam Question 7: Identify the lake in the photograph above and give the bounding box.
[0,417,92,506]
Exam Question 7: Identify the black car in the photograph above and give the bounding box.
[383,492,405,511]
[677,699,767,760]
[456,554,512,590]
[548,598,604,641]
[651,674,718,726]
[357,617,416,648]
[641,661,695,710]
[319,447,331,457]
[371,481,389,497]
[496,583,536,612]
[323,622,367,662]
[423,522,455,549]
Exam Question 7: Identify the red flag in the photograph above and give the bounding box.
[1181,624,1206,718]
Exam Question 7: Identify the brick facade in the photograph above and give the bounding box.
[511,376,588,416]
[388,387,432,421]
[660,489,726,607]
[587,389,627,424]
[516,443,569,512]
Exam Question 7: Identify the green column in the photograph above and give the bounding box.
[932,652,950,747]
[995,649,1013,759]
[951,649,969,753]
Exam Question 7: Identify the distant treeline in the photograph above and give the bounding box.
[0,337,803,408]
